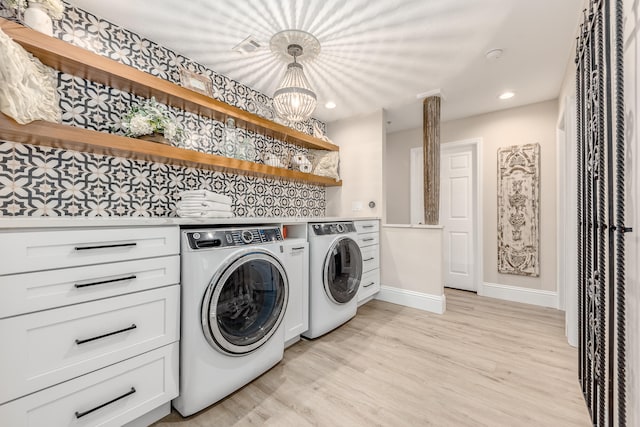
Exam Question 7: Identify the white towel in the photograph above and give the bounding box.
[180,190,232,205]
[177,200,232,212]
[177,210,234,218]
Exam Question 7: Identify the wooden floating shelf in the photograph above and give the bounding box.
[0,18,338,153]
[0,18,342,187]
[0,115,342,187]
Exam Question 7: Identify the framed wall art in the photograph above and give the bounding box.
[497,143,540,277]
[179,67,213,97]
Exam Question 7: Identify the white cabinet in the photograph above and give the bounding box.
[0,343,178,427]
[0,226,180,427]
[355,220,381,305]
[282,238,309,345]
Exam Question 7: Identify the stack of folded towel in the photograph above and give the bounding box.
[177,190,234,218]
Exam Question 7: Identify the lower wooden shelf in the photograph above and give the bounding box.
[0,115,342,187]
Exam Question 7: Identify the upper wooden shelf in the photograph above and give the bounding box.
[0,114,342,186]
[0,18,338,152]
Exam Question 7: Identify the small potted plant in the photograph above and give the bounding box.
[120,97,186,145]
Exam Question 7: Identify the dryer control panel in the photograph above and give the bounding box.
[187,227,282,249]
[310,222,357,236]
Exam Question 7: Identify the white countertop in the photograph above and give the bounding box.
[383,223,444,229]
[0,216,381,230]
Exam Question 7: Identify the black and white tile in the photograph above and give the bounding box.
[0,1,327,217]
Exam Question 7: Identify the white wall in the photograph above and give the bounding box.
[443,100,558,293]
[379,225,444,313]
[326,110,385,218]
[386,128,421,224]
[385,100,559,293]
[623,0,640,423]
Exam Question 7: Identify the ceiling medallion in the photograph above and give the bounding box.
[270,30,320,123]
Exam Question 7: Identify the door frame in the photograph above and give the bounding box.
[557,95,578,347]
[440,138,483,292]
[411,138,483,292]
[410,147,425,224]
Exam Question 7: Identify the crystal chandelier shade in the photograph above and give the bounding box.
[272,44,317,123]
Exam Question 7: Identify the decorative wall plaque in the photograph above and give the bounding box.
[497,143,540,276]
[179,67,213,97]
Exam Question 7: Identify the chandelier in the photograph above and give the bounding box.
[272,44,317,123]
[270,29,321,123]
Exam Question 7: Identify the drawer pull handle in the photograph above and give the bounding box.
[75,387,136,419]
[362,225,374,228]
[362,238,375,242]
[364,282,376,288]
[75,242,137,251]
[364,257,375,262]
[291,246,306,250]
[74,275,137,288]
[75,324,137,345]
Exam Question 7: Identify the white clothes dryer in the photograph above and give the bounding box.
[302,221,363,339]
[173,226,288,417]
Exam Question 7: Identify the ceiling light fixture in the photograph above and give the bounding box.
[272,43,317,123]
[485,48,504,60]
[325,101,336,109]
[499,91,515,100]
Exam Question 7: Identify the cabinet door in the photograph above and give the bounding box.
[282,241,309,342]
[358,269,381,304]
[0,285,179,404]
[0,227,179,275]
[0,343,178,427]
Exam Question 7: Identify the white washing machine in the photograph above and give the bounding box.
[302,221,363,339]
[173,226,289,417]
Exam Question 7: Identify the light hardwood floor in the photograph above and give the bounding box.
[153,289,591,426]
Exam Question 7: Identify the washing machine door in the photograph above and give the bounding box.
[201,248,288,355]
[323,237,363,304]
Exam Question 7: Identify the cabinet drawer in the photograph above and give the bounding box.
[0,343,178,427]
[0,285,179,404]
[358,269,380,302]
[0,226,179,275]
[0,256,180,319]
[357,232,379,248]
[361,245,380,273]
[354,220,379,233]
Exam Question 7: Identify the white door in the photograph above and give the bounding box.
[440,144,477,291]
[409,141,480,291]
[282,241,309,342]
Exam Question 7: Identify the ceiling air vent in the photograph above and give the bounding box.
[232,36,261,54]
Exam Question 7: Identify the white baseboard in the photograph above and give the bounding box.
[376,285,446,314]
[480,282,558,309]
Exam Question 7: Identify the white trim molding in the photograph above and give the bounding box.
[480,282,558,309]
[376,286,446,314]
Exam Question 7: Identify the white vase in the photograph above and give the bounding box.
[23,3,53,37]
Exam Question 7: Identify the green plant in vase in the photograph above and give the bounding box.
[120,97,186,145]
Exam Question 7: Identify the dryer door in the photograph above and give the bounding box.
[323,237,363,304]
[202,248,288,355]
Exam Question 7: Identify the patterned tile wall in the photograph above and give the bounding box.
[0,2,327,217]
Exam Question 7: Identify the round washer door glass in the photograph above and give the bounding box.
[323,237,363,304]
[202,250,288,355]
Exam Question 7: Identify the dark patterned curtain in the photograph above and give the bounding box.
[575,0,627,425]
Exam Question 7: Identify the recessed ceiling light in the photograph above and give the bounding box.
[325,101,336,109]
[499,91,515,100]
[485,48,504,60]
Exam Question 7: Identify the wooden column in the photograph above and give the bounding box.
[423,96,440,225]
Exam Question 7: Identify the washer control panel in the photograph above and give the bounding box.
[310,222,357,236]
[187,227,283,249]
